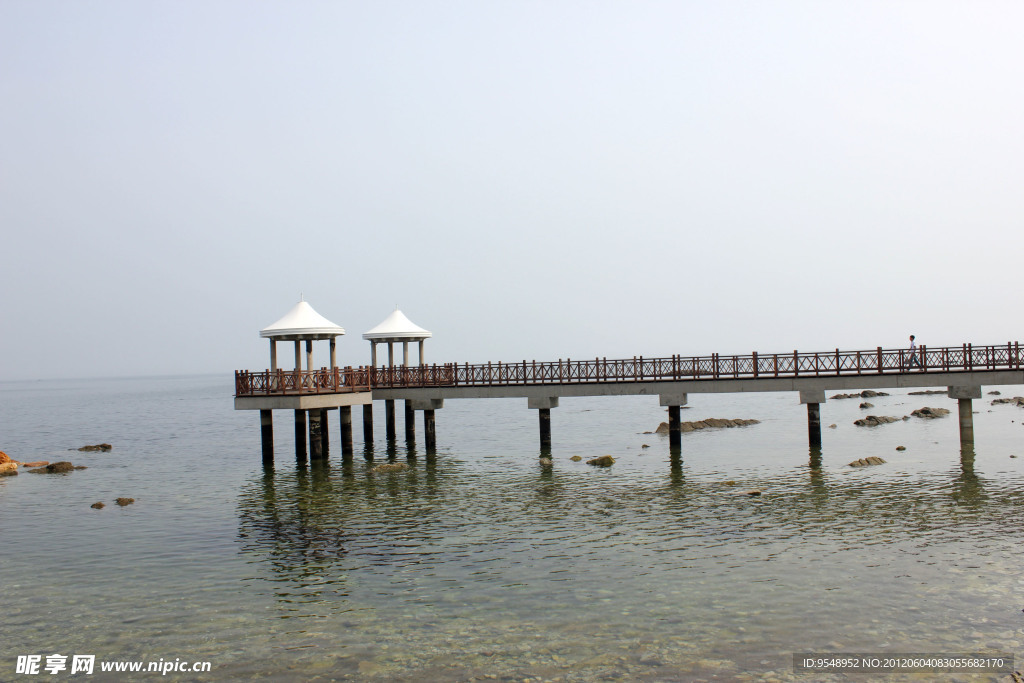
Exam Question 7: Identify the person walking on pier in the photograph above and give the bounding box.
[907,334,921,369]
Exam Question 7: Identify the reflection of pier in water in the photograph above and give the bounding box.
[236,446,1009,607]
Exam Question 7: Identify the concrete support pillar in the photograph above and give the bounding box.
[370,342,378,368]
[309,409,323,460]
[294,341,301,371]
[659,393,688,451]
[362,403,374,445]
[424,410,436,451]
[405,400,415,442]
[403,341,409,367]
[667,405,681,449]
[385,399,396,441]
[294,409,307,463]
[319,408,329,457]
[260,410,274,464]
[305,339,313,372]
[799,390,826,448]
[949,386,981,448]
[387,342,394,366]
[529,397,558,452]
[419,340,425,365]
[330,337,336,370]
[269,340,277,371]
[340,406,354,457]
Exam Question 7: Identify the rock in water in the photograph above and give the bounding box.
[991,396,1024,407]
[586,455,615,467]
[860,402,874,409]
[91,502,105,509]
[0,450,11,465]
[569,455,583,462]
[30,461,76,473]
[78,443,112,452]
[0,462,18,477]
[369,462,408,473]
[538,458,553,466]
[849,457,887,467]
[910,407,951,419]
[853,416,900,427]
[115,498,135,506]
[896,446,907,451]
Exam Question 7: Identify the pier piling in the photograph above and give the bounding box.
[309,410,323,460]
[799,390,826,448]
[385,399,396,442]
[260,410,273,464]
[319,408,329,457]
[340,406,354,457]
[528,397,558,452]
[424,410,436,451]
[405,400,415,443]
[362,404,373,446]
[948,386,980,447]
[294,410,307,463]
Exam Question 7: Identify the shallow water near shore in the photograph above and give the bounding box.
[2,375,1023,681]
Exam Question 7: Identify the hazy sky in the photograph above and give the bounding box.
[2,1,1022,380]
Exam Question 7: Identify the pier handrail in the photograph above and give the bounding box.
[236,342,1021,395]
[365,341,1021,388]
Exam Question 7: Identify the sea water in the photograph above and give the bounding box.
[1,375,1022,681]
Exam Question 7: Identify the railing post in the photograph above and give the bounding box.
[967,343,973,371]
[921,345,927,372]
[752,352,758,378]
[773,354,778,378]
[835,348,840,376]
[793,350,799,377]
[877,347,883,374]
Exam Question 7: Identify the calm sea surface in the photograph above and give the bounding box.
[1,375,1022,682]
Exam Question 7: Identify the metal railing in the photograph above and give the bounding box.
[366,342,1022,388]
[235,367,371,396]
[235,342,1021,395]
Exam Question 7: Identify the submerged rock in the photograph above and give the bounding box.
[656,418,760,434]
[369,462,408,473]
[991,396,1024,407]
[896,446,907,451]
[569,455,583,462]
[77,444,112,452]
[911,407,951,419]
[988,391,1001,395]
[115,498,135,506]
[744,489,763,496]
[91,502,105,509]
[586,455,615,467]
[22,461,48,468]
[828,424,837,429]
[860,402,874,409]
[538,458,553,466]
[0,450,10,465]
[908,390,947,395]
[849,457,887,467]
[30,461,77,473]
[853,416,900,427]
[0,462,18,477]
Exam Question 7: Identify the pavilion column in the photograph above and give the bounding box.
[260,410,274,464]
[330,337,336,369]
[294,341,301,371]
[403,341,409,367]
[339,406,353,457]
[294,410,307,463]
[269,340,277,371]
[370,342,377,368]
[305,340,313,372]
[419,340,425,365]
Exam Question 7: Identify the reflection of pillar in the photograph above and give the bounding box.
[385,399,396,441]
[948,386,980,448]
[424,409,436,451]
[362,403,373,446]
[294,410,307,463]
[405,400,415,442]
[309,410,323,460]
[340,406,353,457]
[260,410,273,464]
[799,390,826,448]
